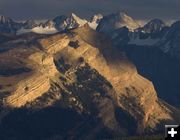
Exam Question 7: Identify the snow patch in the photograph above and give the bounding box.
[88,22,98,30]
[17,26,58,35]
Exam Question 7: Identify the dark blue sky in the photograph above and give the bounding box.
[0,0,180,20]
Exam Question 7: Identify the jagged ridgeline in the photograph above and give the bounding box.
[0,15,180,140]
[0,13,102,35]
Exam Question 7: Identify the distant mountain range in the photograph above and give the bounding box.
[1,12,179,57]
[0,13,103,35]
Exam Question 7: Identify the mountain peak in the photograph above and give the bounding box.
[0,15,13,23]
[23,20,38,29]
[70,13,88,27]
[170,20,180,30]
[140,18,166,33]
[117,11,128,18]
[53,15,67,22]
[90,14,103,23]
[97,11,139,33]
[149,18,165,24]
[71,13,78,18]
[41,13,87,32]
[146,19,166,27]
[112,11,134,21]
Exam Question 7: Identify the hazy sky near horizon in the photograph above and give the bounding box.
[0,0,180,20]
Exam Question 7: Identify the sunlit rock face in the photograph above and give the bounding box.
[88,14,103,30]
[0,24,179,139]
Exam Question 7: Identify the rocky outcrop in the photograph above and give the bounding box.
[1,34,69,108]
[5,73,50,107]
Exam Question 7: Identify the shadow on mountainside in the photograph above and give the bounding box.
[0,107,113,140]
[123,44,180,108]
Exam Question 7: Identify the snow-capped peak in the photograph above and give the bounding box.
[70,13,88,27]
[23,20,38,29]
[17,13,88,35]
[90,14,103,23]
[96,11,140,33]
